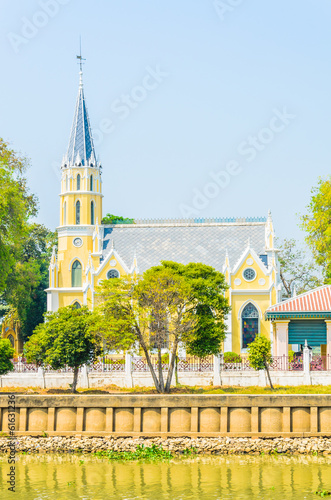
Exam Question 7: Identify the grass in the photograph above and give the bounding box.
[0,384,330,395]
[93,444,173,462]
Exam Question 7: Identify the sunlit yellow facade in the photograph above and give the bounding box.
[1,313,23,357]
[46,70,281,355]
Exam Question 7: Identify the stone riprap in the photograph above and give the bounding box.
[0,436,331,455]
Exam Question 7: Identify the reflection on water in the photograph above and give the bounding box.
[0,453,330,499]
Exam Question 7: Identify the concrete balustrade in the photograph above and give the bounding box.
[1,395,331,437]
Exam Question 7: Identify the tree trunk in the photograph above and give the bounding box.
[157,348,165,392]
[165,338,179,393]
[135,326,162,392]
[72,366,79,393]
[280,270,291,298]
[264,362,274,390]
[175,355,179,386]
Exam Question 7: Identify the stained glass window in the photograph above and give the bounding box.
[72,301,81,309]
[77,174,81,190]
[107,269,119,279]
[243,268,256,281]
[76,200,80,225]
[72,260,82,287]
[90,175,93,191]
[242,303,259,349]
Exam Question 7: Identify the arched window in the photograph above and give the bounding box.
[107,269,119,279]
[8,334,14,348]
[72,301,81,309]
[76,174,81,190]
[63,202,67,225]
[90,174,93,191]
[242,303,259,349]
[91,201,95,225]
[71,260,82,287]
[75,200,80,225]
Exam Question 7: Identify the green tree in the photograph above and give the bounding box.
[0,339,15,375]
[91,261,230,393]
[301,177,331,282]
[0,139,38,292]
[1,224,57,340]
[24,306,102,392]
[278,238,322,298]
[101,213,134,224]
[248,335,274,389]
[160,261,230,357]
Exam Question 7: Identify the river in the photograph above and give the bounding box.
[0,453,330,499]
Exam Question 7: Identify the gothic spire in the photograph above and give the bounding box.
[64,65,96,167]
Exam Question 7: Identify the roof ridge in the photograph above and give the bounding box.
[104,216,267,226]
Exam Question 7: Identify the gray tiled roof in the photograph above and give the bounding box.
[102,222,267,273]
[66,74,96,166]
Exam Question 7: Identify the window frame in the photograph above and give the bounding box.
[91,200,95,225]
[75,200,81,225]
[107,269,120,279]
[71,259,82,287]
[241,302,259,352]
[242,267,256,282]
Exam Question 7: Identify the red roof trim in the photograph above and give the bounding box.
[267,285,331,313]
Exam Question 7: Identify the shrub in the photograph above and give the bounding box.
[224,352,242,363]
[288,350,295,362]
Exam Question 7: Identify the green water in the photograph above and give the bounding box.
[0,453,330,499]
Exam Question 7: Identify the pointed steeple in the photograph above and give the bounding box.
[65,68,96,167]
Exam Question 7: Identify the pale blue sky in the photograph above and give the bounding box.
[1,0,330,242]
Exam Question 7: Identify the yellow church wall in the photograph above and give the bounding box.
[231,293,272,354]
[60,193,102,226]
[97,263,126,282]
[57,236,93,289]
[58,292,84,308]
[62,167,102,192]
[1,322,23,357]
[231,253,269,291]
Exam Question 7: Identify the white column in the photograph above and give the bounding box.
[325,321,331,359]
[37,366,45,389]
[213,354,221,386]
[303,340,311,385]
[258,370,267,387]
[273,320,289,357]
[125,352,133,388]
[79,364,89,389]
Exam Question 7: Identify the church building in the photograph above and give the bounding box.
[46,68,282,355]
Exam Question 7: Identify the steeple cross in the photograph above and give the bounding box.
[76,38,86,72]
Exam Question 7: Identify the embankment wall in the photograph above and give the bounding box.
[1,394,331,437]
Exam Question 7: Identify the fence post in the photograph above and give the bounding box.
[80,364,89,389]
[37,366,45,389]
[125,352,133,388]
[213,354,221,386]
[258,370,267,387]
[303,340,311,385]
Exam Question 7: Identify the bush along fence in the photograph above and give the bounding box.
[2,345,331,389]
